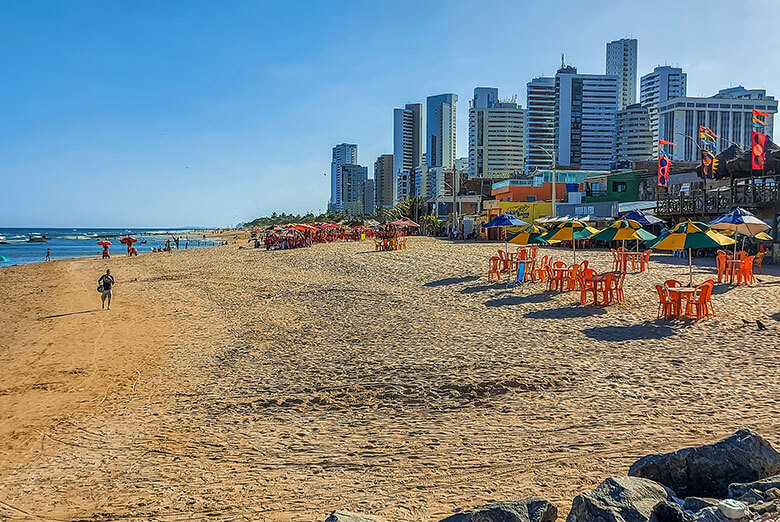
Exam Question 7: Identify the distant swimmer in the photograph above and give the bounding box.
[98,269,115,310]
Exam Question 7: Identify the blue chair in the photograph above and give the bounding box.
[507,261,525,289]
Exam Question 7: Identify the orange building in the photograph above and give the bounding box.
[491,181,573,203]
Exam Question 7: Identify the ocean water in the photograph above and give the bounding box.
[0,228,218,267]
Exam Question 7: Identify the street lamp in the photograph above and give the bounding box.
[529,144,557,217]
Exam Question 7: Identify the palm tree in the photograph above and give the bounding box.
[392,196,425,223]
[420,215,441,236]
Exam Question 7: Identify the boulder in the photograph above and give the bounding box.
[682,498,719,513]
[649,501,693,522]
[324,511,380,522]
[566,476,675,522]
[440,496,558,522]
[691,507,729,522]
[628,429,780,498]
[727,474,780,499]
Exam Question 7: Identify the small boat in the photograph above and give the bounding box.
[28,234,51,243]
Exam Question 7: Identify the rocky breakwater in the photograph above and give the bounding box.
[323,429,780,522]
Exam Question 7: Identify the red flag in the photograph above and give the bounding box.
[752,131,766,170]
[753,109,769,118]
[659,140,676,146]
[658,154,671,186]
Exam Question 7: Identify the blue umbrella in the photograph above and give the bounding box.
[708,207,770,254]
[622,209,663,226]
[483,214,528,228]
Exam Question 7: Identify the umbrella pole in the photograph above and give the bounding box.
[573,236,576,264]
[688,248,693,287]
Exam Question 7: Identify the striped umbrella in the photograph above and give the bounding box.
[707,207,770,254]
[541,219,599,263]
[590,218,656,251]
[506,224,548,246]
[646,220,735,285]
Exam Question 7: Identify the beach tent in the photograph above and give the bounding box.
[541,219,599,263]
[646,220,735,286]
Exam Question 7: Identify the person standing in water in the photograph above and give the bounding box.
[98,269,115,310]
[45,248,51,261]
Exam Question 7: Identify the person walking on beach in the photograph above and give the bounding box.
[45,248,51,261]
[98,269,115,310]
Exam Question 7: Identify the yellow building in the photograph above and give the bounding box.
[481,200,554,239]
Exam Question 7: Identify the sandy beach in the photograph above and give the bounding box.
[1,238,778,521]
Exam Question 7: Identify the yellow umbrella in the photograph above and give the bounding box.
[507,224,548,246]
[541,219,599,263]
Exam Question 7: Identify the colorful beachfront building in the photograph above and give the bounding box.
[491,180,572,203]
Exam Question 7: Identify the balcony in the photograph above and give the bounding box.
[656,175,780,216]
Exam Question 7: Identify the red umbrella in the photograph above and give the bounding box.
[97,240,112,247]
[387,218,420,228]
[318,223,340,229]
[294,224,317,232]
[119,236,137,245]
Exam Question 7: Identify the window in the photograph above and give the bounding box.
[526,195,537,202]
[613,181,627,193]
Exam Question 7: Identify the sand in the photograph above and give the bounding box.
[0,238,778,521]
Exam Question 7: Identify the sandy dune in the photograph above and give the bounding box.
[0,238,778,521]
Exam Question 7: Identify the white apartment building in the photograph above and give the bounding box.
[426,93,457,169]
[640,66,687,153]
[606,38,637,110]
[658,86,777,162]
[555,65,619,171]
[525,76,556,174]
[615,103,653,162]
[393,103,423,204]
[329,143,357,212]
[468,87,526,179]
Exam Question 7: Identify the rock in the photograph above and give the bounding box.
[324,511,380,522]
[716,500,747,519]
[439,496,558,522]
[727,474,780,499]
[650,501,694,522]
[628,429,780,498]
[692,507,729,522]
[682,498,719,513]
[566,476,675,522]
[747,500,780,515]
[767,487,780,500]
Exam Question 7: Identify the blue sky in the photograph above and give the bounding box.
[1,0,777,227]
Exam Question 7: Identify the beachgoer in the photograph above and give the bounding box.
[98,269,115,310]
[45,248,51,261]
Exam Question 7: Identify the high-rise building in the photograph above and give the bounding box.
[468,87,526,179]
[615,103,653,162]
[606,38,638,110]
[640,66,687,151]
[525,76,556,174]
[555,64,619,171]
[373,154,394,209]
[340,164,368,215]
[363,178,375,216]
[329,143,357,212]
[427,93,458,169]
[658,86,777,162]
[393,103,423,203]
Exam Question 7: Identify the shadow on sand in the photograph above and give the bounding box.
[524,306,606,320]
[772,312,780,322]
[484,293,552,307]
[38,310,100,321]
[582,322,675,341]
[424,275,480,288]
[461,283,507,294]
[711,284,737,295]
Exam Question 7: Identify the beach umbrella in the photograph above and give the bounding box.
[482,214,528,228]
[294,224,317,232]
[707,207,770,254]
[97,240,112,246]
[506,224,548,246]
[622,209,664,226]
[590,218,656,251]
[646,220,735,286]
[120,236,137,254]
[541,219,599,264]
[387,218,420,228]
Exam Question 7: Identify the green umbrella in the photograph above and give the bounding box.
[506,224,549,246]
[590,218,656,251]
[541,219,599,264]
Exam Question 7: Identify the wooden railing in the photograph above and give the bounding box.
[656,175,780,216]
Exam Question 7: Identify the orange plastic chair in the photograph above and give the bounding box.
[610,249,619,272]
[566,264,581,290]
[611,271,626,304]
[755,252,765,274]
[716,253,727,283]
[533,255,548,281]
[686,280,715,319]
[742,256,755,285]
[497,250,509,271]
[524,257,537,282]
[488,257,502,282]
[639,250,652,272]
[577,273,595,305]
[553,261,566,269]
[664,280,680,288]
[595,272,615,305]
[530,245,538,258]
[546,266,562,291]
[655,285,674,319]
[580,260,589,272]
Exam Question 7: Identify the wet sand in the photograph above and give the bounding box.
[1,238,778,520]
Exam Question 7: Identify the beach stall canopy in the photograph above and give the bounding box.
[622,209,664,226]
[387,218,420,228]
[483,214,528,228]
[294,224,317,232]
[506,224,548,245]
[646,220,735,285]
